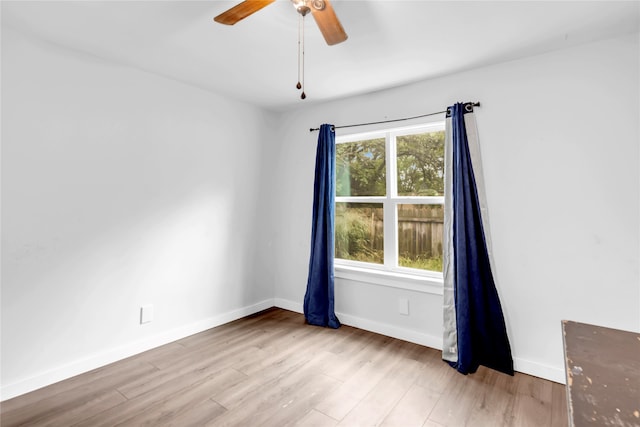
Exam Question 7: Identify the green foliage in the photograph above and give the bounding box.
[397,131,445,196]
[336,138,386,197]
[398,255,443,272]
[335,204,383,264]
[336,132,444,197]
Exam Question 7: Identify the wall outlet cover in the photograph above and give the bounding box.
[398,298,409,316]
[140,304,154,324]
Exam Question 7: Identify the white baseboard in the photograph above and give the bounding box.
[337,312,444,350]
[273,297,566,384]
[1,299,275,401]
[514,357,566,384]
[274,298,303,313]
[274,298,442,349]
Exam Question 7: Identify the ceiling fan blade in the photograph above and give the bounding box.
[310,0,348,45]
[214,0,275,25]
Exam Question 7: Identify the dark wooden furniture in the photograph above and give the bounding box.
[562,320,640,426]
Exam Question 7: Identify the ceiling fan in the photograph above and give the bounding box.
[214,0,348,100]
[214,0,348,46]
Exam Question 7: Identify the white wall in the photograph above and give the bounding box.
[1,27,276,399]
[269,33,640,383]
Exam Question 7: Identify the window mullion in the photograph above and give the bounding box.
[384,132,398,268]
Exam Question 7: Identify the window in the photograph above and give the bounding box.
[335,122,445,285]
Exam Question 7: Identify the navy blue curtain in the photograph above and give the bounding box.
[444,103,513,375]
[303,124,341,329]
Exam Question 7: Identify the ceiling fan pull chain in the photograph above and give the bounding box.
[301,13,306,100]
[296,13,302,90]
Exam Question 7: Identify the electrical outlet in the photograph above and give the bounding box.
[398,298,409,316]
[140,304,154,324]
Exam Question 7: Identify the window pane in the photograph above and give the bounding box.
[335,202,383,264]
[397,204,443,272]
[397,131,445,196]
[336,138,386,197]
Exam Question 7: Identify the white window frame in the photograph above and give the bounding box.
[334,121,445,295]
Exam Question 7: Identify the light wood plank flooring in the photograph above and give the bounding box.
[0,308,567,426]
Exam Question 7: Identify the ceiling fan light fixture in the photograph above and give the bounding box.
[291,0,310,16]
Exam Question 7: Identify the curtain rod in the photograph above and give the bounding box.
[309,102,480,132]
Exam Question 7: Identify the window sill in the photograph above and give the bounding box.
[334,263,444,295]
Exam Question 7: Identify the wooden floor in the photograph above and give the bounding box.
[0,308,567,426]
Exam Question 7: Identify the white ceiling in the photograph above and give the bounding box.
[3,1,639,111]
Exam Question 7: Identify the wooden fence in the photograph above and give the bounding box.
[399,205,443,259]
[337,204,443,259]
